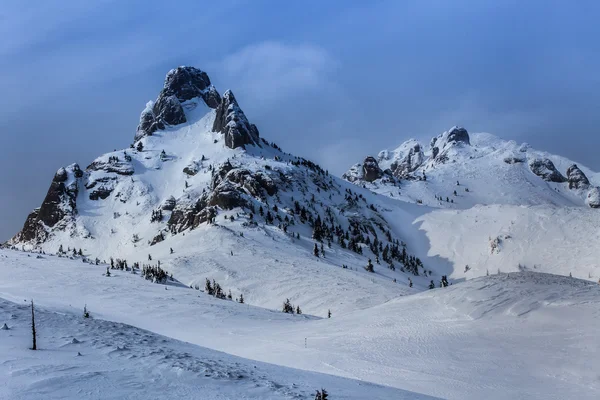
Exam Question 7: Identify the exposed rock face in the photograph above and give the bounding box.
[212,90,260,149]
[162,196,177,211]
[168,161,278,233]
[362,156,383,182]
[504,156,525,164]
[389,143,424,178]
[586,187,600,208]
[431,126,470,162]
[447,126,470,145]
[135,66,221,141]
[528,158,567,182]
[13,164,82,243]
[566,164,590,190]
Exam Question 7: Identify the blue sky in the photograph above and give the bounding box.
[1,0,599,240]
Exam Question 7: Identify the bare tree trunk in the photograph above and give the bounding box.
[31,300,37,350]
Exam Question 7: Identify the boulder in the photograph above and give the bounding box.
[528,158,566,182]
[566,164,590,190]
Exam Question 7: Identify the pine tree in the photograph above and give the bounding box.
[365,258,374,273]
[296,305,302,315]
[58,244,63,254]
[283,298,294,314]
[313,243,319,257]
[83,305,90,318]
[205,278,214,295]
[327,309,331,318]
[106,267,111,277]
[429,280,435,289]
[238,293,244,304]
[137,142,144,152]
[31,300,37,350]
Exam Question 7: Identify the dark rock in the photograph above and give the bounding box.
[87,159,134,176]
[390,143,424,178]
[135,66,222,140]
[212,90,259,149]
[163,66,221,107]
[566,164,590,190]
[208,182,247,209]
[150,233,165,246]
[447,126,470,145]
[13,164,81,243]
[162,196,177,211]
[430,127,470,163]
[528,158,567,182]
[362,156,383,182]
[504,157,525,164]
[89,188,113,201]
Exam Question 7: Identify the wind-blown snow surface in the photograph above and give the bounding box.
[1,250,599,399]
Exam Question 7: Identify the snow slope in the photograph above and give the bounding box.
[0,298,420,400]
[1,250,599,399]
[416,204,600,281]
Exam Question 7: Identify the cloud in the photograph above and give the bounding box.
[216,41,337,104]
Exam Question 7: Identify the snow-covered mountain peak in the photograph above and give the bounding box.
[344,127,600,210]
[135,66,221,141]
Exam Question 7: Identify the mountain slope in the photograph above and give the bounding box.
[1,249,598,400]
[8,66,444,313]
[343,127,600,209]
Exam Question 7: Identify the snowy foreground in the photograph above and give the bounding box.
[1,249,599,399]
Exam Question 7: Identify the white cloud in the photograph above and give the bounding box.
[217,41,337,104]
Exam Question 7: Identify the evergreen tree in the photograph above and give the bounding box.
[238,293,244,304]
[205,278,214,295]
[83,305,90,318]
[365,258,374,273]
[327,309,331,318]
[106,267,111,277]
[58,244,64,254]
[313,243,319,257]
[429,280,435,289]
[296,305,302,315]
[283,298,294,314]
[137,142,144,152]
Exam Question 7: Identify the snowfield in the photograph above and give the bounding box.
[1,249,599,399]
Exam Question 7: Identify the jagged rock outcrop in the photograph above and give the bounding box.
[528,158,567,182]
[135,66,221,141]
[566,164,590,190]
[586,187,600,208]
[162,196,177,211]
[431,126,470,161]
[389,143,424,178]
[13,164,82,243]
[362,157,384,182]
[504,156,525,164]
[212,90,260,149]
[168,161,278,233]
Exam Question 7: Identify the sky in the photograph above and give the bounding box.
[1,0,599,241]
